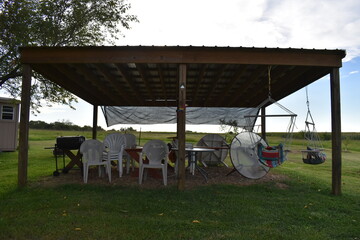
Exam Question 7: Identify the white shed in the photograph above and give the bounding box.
[0,97,20,151]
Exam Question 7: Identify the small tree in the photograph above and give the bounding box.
[342,135,350,152]
[219,118,240,143]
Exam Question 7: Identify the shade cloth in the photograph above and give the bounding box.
[101,106,259,129]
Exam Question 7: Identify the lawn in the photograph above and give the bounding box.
[0,129,359,239]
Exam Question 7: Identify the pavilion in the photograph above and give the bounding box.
[18,46,345,194]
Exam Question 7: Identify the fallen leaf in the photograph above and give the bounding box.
[74,228,81,231]
[192,220,201,223]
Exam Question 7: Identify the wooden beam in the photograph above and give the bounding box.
[191,64,207,106]
[177,64,186,190]
[270,66,331,105]
[157,64,168,103]
[32,64,96,103]
[20,46,346,67]
[18,64,32,187]
[92,105,98,139]
[55,63,116,104]
[202,65,227,105]
[135,63,155,102]
[330,68,342,195]
[75,64,121,104]
[115,63,144,105]
[217,65,246,106]
[93,64,131,105]
[33,64,105,105]
[230,66,268,106]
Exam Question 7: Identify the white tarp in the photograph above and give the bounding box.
[101,106,259,129]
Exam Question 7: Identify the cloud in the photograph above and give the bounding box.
[349,70,359,74]
[122,0,360,60]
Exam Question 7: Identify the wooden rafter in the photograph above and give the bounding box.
[157,64,168,104]
[92,64,131,105]
[217,65,247,106]
[243,65,286,105]
[74,64,120,105]
[37,64,103,104]
[191,64,207,106]
[135,63,155,103]
[203,64,227,104]
[229,66,268,107]
[114,63,144,105]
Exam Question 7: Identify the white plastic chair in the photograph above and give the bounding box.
[80,139,111,183]
[139,139,169,186]
[123,133,137,174]
[102,133,126,177]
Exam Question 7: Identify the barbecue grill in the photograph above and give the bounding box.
[52,136,85,175]
[56,136,86,150]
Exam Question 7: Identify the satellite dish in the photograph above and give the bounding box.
[230,132,269,179]
[196,134,229,167]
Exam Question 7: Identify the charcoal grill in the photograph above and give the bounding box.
[56,136,86,150]
[53,136,85,175]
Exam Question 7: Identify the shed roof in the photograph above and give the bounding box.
[0,97,21,105]
[19,46,346,108]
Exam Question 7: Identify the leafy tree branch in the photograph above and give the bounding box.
[0,0,138,112]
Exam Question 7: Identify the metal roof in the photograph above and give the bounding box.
[19,46,346,108]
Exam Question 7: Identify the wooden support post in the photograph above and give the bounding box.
[330,68,342,195]
[177,64,186,190]
[261,107,266,141]
[18,64,32,187]
[92,105,98,139]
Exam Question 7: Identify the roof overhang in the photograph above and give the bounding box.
[19,46,346,108]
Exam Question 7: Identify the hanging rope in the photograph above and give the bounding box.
[241,65,298,168]
[306,86,310,111]
[302,86,326,164]
[268,66,272,98]
[266,65,295,115]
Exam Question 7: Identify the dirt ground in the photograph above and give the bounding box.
[35,164,289,189]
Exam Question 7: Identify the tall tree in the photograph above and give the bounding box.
[0,0,138,112]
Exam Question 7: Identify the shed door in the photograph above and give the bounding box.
[0,105,18,151]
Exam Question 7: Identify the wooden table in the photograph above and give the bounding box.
[124,147,143,162]
[125,147,163,179]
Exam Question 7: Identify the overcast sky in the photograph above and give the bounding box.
[4,0,360,132]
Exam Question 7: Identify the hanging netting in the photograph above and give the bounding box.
[301,87,326,164]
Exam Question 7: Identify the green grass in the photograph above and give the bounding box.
[1,129,360,239]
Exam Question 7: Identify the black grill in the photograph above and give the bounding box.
[56,136,85,150]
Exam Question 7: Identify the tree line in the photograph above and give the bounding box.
[29,120,104,131]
